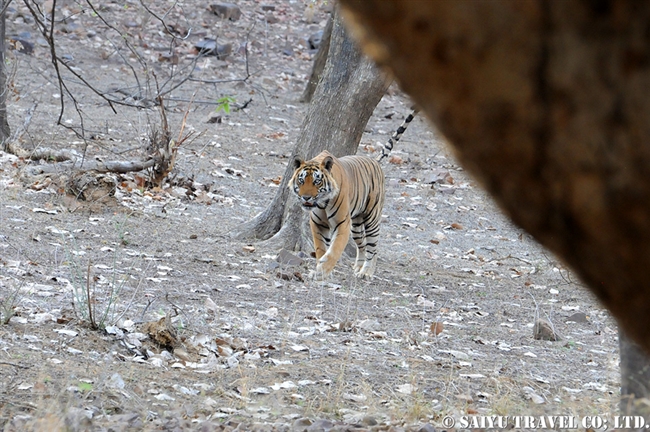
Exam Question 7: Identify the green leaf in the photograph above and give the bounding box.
[78,382,93,392]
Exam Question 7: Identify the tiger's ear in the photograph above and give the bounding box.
[322,156,334,172]
[292,156,303,170]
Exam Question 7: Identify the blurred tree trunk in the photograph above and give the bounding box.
[620,331,650,418]
[237,5,389,251]
[300,13,333,103]
[340,0,650,420]
[0,8,10,150]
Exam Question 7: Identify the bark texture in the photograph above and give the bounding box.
[620,331,650,416]
[300,14,333,104]
[238,5,389,250]
[0,9,10,148]
[339,0,650,414]
[340,0,650,350]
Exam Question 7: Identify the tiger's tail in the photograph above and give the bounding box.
[377,108,419,161]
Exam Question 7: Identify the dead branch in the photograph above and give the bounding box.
[0,361,29,369]
[24,158,156,176]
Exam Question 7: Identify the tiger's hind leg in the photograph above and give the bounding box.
[351,217,367,275]
[352,216,378,279]
[355,217,380,279]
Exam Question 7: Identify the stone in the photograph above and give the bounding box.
[210,3,242,21]
[566,311,589,323]
[265,12,279,24]
[308,31,323,50]
[194,40,232,60]
[276,249,304,267]
[9,38,33,55]
[533,319,562,341]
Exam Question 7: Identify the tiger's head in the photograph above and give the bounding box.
[289,154,339,210]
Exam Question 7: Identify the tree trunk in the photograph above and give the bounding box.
[300,13,333,104]
[621,330,650,420]
[237,4,390,251]
[0,8,10,150]
[339,0,650,418]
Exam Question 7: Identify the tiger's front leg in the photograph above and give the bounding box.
[309,213,329,261]
[316,218,351,276]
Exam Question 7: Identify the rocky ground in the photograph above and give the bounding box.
[0,0,619,430]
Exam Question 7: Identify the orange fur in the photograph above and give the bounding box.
[289,151,385,278]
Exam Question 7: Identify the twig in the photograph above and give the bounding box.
[138,0,192,41]
[0,361,29,369]
[235,98,253,111]
[0,0,14,17]
[9,102,37,144]
[113,260,151,324]
[87,259,96,329]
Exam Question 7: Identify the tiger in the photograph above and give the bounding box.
[377,107,420,161]
[289,150,385,279]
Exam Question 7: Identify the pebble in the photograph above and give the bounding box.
[210,3,242,21]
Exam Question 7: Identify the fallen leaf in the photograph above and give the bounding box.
[271,381,297,391]
[33,208,57,215]
[396,384,414,395]
[343,392,367,402]
[290,345,309,352]
[430,322,444,335]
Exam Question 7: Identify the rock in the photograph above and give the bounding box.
[194,39,232,59]
[292,417,312,431]
[195,39,217,55]
[276,249,304,266]
[306,419,335,431]
[9,38,33,55]
[261,4,275,11]
[423,169,454,185]
[158,52,179,65]
[216,43,233,60]
[308,31,323,50]
[106,413,143,429]
[210,3,242,21]
[264,12,279,24]
[566,312,589,323]
[523,386,545,404]
[61,22,81,33]
[64,407,93,431]
[533,319,562,341]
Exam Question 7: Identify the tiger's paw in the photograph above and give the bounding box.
[308,269,330,281]
[316,254,337,275]
[354,261,376,279]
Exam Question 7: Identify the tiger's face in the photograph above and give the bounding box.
[290,155,338,210]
